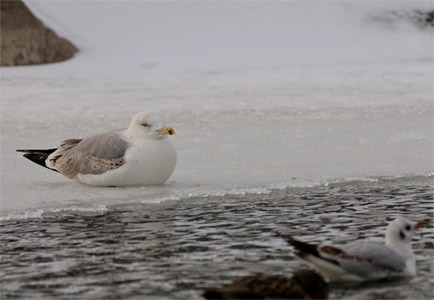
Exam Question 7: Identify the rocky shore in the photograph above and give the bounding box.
[0,0,77,66]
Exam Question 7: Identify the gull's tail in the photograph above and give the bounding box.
[16,148,59,172]
[280,234,343,281]
[284,236,321,258]
[275,231,322,259]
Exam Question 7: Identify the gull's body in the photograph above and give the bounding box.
[17,111,176,187]
[284,217,425,283]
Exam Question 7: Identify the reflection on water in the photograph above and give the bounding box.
[1,176,433,300]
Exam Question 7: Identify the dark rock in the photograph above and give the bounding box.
[0,0,77,66]
[203,270,329,300]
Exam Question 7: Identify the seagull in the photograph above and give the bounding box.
[17,111,176,186]
[203,269,329,300]
[282,217,425,282]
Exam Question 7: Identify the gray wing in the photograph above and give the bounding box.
[343,242,406,271]
[52,131,130,178]
[319,242,406,278]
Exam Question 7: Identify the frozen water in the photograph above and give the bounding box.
[2,61,432,217]
[1,2,433,217]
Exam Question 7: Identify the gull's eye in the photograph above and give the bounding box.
[405,224,411,231]
[142,122,149,127]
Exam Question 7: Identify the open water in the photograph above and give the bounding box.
[1,175,433,300]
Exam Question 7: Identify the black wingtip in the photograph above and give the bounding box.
[18,149,59,173]
[22,153,50,170]
[17,148,58,154]
[277,234,321,258]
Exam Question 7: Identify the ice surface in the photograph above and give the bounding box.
[1,1,433,217]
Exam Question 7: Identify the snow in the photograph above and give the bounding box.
[10,1,433,75]
[1,1,432,217]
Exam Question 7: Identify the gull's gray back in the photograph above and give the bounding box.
[338,242,406,278]
[55,132,130,178]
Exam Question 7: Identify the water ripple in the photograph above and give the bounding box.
[1,176,433,299]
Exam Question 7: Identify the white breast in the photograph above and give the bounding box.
[76,136,177,186]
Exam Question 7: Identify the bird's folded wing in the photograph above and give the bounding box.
[319,242,406,278]
[51,132,129,178]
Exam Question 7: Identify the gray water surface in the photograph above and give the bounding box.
[1,176,433,300]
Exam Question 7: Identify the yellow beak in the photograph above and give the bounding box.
[156,126,175,135]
